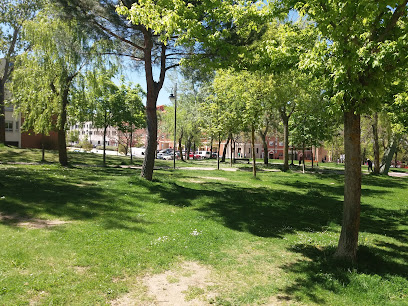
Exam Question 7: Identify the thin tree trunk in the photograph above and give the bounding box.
[372,112,380,174]
[221,137,230,162]
[291,144,295,165]
[251,125,256,177]
[218,134,221,170]
[230,136,233,167]
[58,89,69,166]
[140,36,165,181]
[186,138,191,160]
[260,130,269,165]
[130,128,133,163]
[394,147,398,168]
[178,132,184,161]
[334,111,361,263]
[311,150,314,169]
[362,147,366,165]
[381,136,398,175]
[210,137,213,159]
[0,80,5,144]
[103,124,107,166]
[283,117,289,171]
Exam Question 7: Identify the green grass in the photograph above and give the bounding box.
[0,146,407,305]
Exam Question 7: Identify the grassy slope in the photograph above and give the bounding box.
[0,146,407,305]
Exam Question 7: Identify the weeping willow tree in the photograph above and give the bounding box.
[11,4,103,165]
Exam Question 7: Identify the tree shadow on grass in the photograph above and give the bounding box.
[281,242,408,304]
[134,173,407,243]
[0,166,149,231]
[133,175,344,238]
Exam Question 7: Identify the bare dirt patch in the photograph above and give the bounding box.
[144,261,215,305]
[200,176,228,181]
[112,261,216,305]
[0,213,72,229]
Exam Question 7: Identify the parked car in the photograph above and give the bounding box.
[195,151,211,160]
[162,154,174,160]
[157,148,173,159]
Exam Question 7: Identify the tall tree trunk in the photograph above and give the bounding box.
[58,88,69,166]
[291,142,294,165]
[103,124,107,166]
[394,147,398,168]
[41,133,45,162]
[141,37,163,181]
[186,138,191,160]
[129,128,133,163]
[0,80,5,144]
[311,150,314,169]
[372,112,380,174]
[251,125,256,177]
[221,137,230,162]
[230,136,233,167]
[283,117,289,171]
[260,130,269,165]
[334,111,361,263]
[178,129,184,161]
[218,134,221,170]
[210,137,213,158]
[381,135,399,175]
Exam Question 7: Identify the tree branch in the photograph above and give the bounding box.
[94,20,145,52]
[374,1,408,42]
[165,63,180,72]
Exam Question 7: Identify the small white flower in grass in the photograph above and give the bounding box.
[0,196,5,199]
[190,229,202,236]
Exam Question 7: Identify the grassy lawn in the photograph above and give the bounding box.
[0,146,407,305]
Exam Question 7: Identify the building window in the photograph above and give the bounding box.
[256,148,259,154]
[15,121,19,131]
[5,121,13,131]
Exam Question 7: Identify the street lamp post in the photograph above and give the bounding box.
[169,84,177,169]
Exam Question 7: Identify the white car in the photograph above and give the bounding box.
[195,151,211,159]
[162,154,174,160]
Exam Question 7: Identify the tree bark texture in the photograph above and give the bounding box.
[372,112,380,174]
[221,137,230,162]
[334,110,361,263]
[57,88,69,166]
[140,36,162,181]
[260,130,269,165]
[381,136,398,175]
[142,100,158,180]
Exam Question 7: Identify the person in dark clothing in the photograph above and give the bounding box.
[367,159,373,172]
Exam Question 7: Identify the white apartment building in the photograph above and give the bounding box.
[4,104,21,147]
[69,122,119,147]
